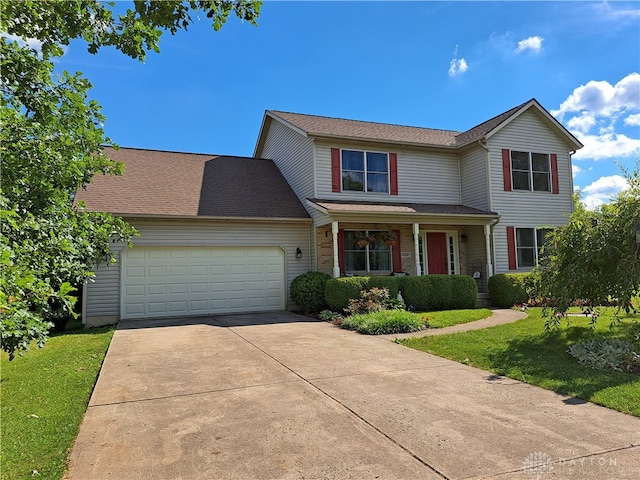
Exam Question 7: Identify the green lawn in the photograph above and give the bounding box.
[1,324,115,480]
[400,308,640,416]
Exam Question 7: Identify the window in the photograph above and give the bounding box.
[516,227,551,267]
[511,151,551,192]
[343,231,391,272]
[342,150,389,193]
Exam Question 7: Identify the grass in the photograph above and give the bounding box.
[339,308,492,334]
[399,307,640,416]
[1,322,115,480]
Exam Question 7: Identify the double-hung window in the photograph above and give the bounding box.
[343,231,392,272]
[516,227,551,267]
[342,150,389,193]
[511,151,551,192]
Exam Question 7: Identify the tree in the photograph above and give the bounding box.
[533,162,640,327]
[0,1,261,359]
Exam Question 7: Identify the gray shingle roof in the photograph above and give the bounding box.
[75,147,311,219]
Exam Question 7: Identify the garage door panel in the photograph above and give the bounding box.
[122,247,285,319]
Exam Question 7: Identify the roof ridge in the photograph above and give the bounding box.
[268,110,461,134]
[103,145,219,156]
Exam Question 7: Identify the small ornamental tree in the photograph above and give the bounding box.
[533,162,640,328]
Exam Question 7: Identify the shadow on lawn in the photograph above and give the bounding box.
[486,325,639,401]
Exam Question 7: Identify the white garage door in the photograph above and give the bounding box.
[122,246,285,319]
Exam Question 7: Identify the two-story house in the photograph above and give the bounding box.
[77,99,582,326]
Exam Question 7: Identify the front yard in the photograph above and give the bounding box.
[399,307,640,416]
[0,323,115,480]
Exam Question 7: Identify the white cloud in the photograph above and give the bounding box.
[514,36,543,53]
[579,175,629,210]
[572,164,582,177]
[0,32,43,53]
[448,44,468,77]
[552,73,640,120]
[624,113,640,126]
[572,132,640,161]
[448,58,468,77]
[565,112,596,134]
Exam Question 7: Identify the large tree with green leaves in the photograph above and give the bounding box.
[0,1,261,359]
[534,162,640,326]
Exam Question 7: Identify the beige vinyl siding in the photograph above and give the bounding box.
[460,146,490,211]
[261,119,315,208]
[85,254,122,318]
[84,220,312,322]
[488,109,575,273]
[315,143,461,204]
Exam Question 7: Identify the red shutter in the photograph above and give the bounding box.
[338,229,345,275]
[502,149,512,191]
[389,153,398,195]
[507,226,517,270]
[550,153,559,194]
[392,229,402,273]
[331,148,341,192]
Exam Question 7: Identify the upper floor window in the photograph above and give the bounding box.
[516,227,551,267]
[342,150,389,193]
[511,151,551,192]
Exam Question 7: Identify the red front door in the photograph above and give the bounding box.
[426,232,448,274]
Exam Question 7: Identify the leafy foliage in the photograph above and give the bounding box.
[567,339,640,375]
[345,287,405,315]
[533,163,640,325]
[399,275,477,311]
[488,273,532,307]
[325,276,401,312]
[340,310,428,335]
[0,0,260,359]
[290,271,331,314]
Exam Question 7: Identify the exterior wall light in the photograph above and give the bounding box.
[296,247,302,258]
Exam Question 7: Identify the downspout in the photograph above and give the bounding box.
[478,139,493,212]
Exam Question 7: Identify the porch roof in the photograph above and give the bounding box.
[307,198,499,225]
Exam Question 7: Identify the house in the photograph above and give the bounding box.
[77,99,582,326]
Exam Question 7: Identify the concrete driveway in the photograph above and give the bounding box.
[66,312,640,480]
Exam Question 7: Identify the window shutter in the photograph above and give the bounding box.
[392,229,402,273]
[502,149,512,191]
[507,226,517,270]
[338,229,345,274]
[331,148,341,192]
[389,153,398,195]
[550,153,559,194]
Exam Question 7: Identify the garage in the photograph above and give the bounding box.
[122,246,285,319]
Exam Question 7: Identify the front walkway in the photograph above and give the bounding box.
[379,308,527,340]
[66,312,639,479]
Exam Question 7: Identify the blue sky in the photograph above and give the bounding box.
[50,1,639,209]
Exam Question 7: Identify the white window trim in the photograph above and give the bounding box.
[341,149,390,194]
[343,229,394,274]
[511,151,551,193]
[515,227,549,269]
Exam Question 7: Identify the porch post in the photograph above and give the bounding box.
[484,223,494,277]
[331,221,340,278]
[413,223,421,276]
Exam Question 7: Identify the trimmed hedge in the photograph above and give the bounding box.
[488,273,530,307]
[325,275,477,312]
[399,275,477,311]
[325,276,400,312]
[290,271,332,313]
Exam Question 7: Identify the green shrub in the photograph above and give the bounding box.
[400,275,477,311]
[568,339,640,374]
[290,271,331,314]
[340,310,428,335]
[488,273,531,307]
[325,276,400,312]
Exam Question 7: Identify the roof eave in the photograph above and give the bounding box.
[310,134,457,151]
[116,213,313,223]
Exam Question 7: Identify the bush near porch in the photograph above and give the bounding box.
[488,273,532,307]
[324,274,477,312]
